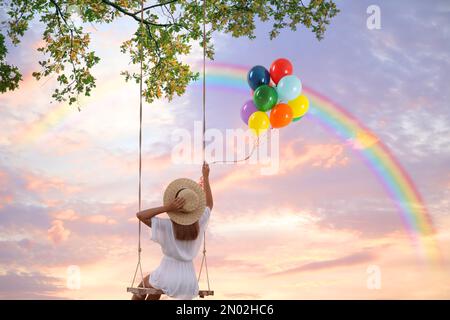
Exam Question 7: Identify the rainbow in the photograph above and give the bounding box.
[14,102,73,145]
[19,61,441,266]
[191,62,442,266]
[14,75,127,146]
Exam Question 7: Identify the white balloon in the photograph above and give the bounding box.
[276,75,302,102]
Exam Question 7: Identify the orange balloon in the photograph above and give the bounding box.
[270,103,293,128]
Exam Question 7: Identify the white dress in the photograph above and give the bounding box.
[148,207,210,299]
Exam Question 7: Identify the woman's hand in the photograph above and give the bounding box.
[167,197,186,212]
[202,162,213,210]
[202,162,210,179]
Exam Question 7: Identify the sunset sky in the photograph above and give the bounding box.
[1,1,450,299]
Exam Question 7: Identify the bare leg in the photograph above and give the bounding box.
[143,275,162,300]
[131,292,146,300]
[131,274,161,301]
[131,280,146,300]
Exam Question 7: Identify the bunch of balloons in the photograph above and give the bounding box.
[240,58,309,135]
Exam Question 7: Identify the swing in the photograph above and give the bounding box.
[127,0,213,299]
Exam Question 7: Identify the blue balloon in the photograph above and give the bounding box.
[276,75,302,102]
[247,65,270,90]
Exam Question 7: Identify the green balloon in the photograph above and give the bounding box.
[292,116,304,122]
[253,85,278,112]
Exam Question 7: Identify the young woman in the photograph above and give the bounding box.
[132,162,213,300]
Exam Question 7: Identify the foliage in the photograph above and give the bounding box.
[0,0,339,105]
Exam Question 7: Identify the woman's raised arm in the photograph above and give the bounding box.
[202,162,213,210]
[136,198,185,227]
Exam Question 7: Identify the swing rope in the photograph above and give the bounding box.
[129,0,212,297]
[197,0,212,295]
[129,0,146,292]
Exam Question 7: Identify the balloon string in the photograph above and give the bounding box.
[209,129,270,165]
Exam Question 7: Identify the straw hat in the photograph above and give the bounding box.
[163,178,206,225]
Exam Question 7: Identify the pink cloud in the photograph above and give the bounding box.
[84,215,117,225]
[211,141,350,193]
[0,170,7,184]
[43,199,64,208]
[224,293,261,299]
[1,72,46,107]
[88,151,173,180]
[51,209,119,225]
[281,141,350,172]
[47,220,71,244]
[0,271,63,299]
[204,256,266,272]
[268,251,376,276]
[24,172,81,195]
[0,195,14,209]
[51,209,80,221]
[213,167,256,192]
[39,133,92,156]
[0,170,14,208]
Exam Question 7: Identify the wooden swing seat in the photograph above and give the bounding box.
[127,287,214,298]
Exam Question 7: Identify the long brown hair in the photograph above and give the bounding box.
[172,221,199,241]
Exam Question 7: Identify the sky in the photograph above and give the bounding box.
[0,0,450,299]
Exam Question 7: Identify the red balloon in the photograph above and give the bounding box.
[270,103,293,128]
[270,58,293,85]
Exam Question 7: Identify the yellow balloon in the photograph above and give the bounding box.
[248,111,270,136]
[288,94,309,118]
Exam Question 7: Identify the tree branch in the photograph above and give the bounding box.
[49,0,84,108]
[134,0,179,15]
[49,0,68,26]
[101,0,178,27]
